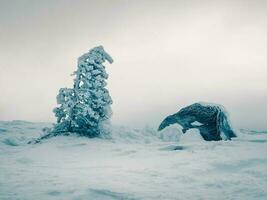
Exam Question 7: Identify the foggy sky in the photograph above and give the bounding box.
[0,0,267,130]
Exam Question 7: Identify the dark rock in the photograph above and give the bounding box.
[158,102,236,141]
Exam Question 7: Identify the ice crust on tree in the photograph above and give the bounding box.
[158,102,236,141]
[52,46,113,137]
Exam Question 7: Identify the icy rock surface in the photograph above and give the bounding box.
[0,121,267,200]
[158,102,236,141]
[52,46,113,138]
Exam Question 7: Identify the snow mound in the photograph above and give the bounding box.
[110,125,160,144]
[157,124,182,141]
[179,128,204,143]
[0,121,52,147]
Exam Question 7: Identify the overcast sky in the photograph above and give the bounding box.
[0,0,267,130]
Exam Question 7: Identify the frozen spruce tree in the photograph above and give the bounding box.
[48,46,113,139]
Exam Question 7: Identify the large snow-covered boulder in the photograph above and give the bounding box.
[158,102,236,141]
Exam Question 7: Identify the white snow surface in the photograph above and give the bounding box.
[0,121,267,200]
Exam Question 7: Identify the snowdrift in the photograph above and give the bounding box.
[0,121,267,200]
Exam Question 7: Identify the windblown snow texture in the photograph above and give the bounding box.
[158,102,236,141]
[1,121,267,200]
[52,46,113,137]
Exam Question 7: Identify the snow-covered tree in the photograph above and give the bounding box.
[52,46,113,137]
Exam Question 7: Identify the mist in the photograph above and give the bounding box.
[0,0,267,130]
